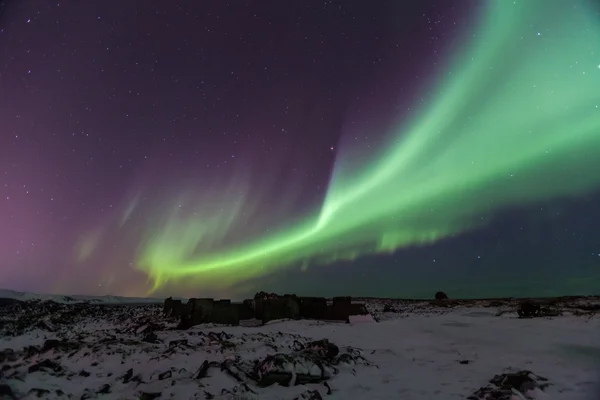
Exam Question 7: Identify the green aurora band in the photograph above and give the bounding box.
[88,0,600,293]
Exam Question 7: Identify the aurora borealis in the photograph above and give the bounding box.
[1,0,600,299]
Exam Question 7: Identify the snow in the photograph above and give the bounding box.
[348,314,375,324]
[1,296,600,399]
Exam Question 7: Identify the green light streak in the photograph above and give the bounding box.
[114,1,600,291]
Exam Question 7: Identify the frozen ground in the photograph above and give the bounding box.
[1,293,600,399]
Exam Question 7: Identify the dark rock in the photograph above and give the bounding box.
[42,339,61,351]
[158,370,172,380]
[382,304,396,312]
[220,359,246,383]
[518,301,562,318]
[0,384,18,400]
[518,301,541,318]
[81,390,94,400]
[36,319,57,332]
[195,360,210,379]
[97,384,111,394]
[79,370,91,377]
[0,348,17,363]
[142,332,158,343]
[139,392,162,400]
[28,359,62,374]
[468,370,549,400]
[28,388,51,397]
[23,345,39,359]
[435,291,449,300]
[42,339,79,353]
[323,381,332,395]
[168,339,188,347]
[305,339,339,359]
[122,368,134,383]
[219,383,256,397]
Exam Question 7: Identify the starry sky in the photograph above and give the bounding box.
[1,0,600,300]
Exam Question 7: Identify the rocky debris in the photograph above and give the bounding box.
[382,304,397,313]
[485,300,504,308]
[97,383,111,394]
[363,295,600,320]
[467,370,549,400]
[251,338,365,388]
[0,298,162,337]
[142,331,159,343]
[1,294,596,398]
[28,359,63,374]
[121,368,134,383]
[0,348,17,363]
[517,301,561,318]
[138,392,162,400]
[518,301,541,318]
[186,337,364,395]
[28,387,51,397]
[0,296,372,399]
[435,291,449,300]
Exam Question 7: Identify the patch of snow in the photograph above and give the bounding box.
[348,314,375,324]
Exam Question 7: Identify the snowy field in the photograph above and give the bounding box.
[1,291,600,400]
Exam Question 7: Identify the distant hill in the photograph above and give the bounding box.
[0,288,185,304]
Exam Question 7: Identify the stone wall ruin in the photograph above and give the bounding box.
[165,293,370,328]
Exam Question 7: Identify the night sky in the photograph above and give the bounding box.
[1,0,599,300]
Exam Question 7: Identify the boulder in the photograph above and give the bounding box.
[434,291,449,300]
[468,370,549,400]
[518,301,541,318]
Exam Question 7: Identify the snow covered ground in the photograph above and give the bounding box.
[1,293,600,399]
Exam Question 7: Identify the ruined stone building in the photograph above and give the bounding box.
[163,294,369,328]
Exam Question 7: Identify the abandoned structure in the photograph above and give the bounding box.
[163,295,369,327]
